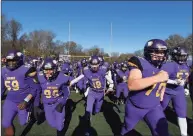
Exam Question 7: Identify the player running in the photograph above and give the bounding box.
[33,57,83,134]
[121,39,169,136]
[1,50,38,136]
[161,46,190,136]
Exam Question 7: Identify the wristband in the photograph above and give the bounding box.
[24,97,30,103]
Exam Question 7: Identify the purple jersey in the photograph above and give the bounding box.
[1,65,35,103]
[128,56,165,109]
[83,66,106,91]
[115,69,130,84]
[161,61,190,95]
[77,65,84,76]
[100,65,108,73]
[37,71,73,104]
[1,75,5,97]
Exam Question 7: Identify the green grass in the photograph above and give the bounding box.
[1,93,193,136]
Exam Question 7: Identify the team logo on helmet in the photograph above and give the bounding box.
[92,59,98,64]
[44,63,52,69]
[17,52,22,56]
[147,41,153,46]
[53,60,57,64]
[6,54,14,59]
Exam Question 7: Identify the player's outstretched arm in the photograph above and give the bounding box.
[105,74,114,95]
[69,74,84,87]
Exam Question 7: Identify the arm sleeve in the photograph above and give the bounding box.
[25,67,37,77]
[70,74,85,86]
[25,77,38,97]
[128,56,143,71]
[105,74,114,89]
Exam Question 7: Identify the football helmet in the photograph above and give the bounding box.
[89,56,100,72]
[144,39,168,67]
[6,50,24,70]
[81,58,87,67]
[120,62,128,71]
[42,58,58,80]
[171,46,188,64]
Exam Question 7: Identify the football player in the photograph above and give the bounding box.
[121,39,169,136]
[115,62,130,104]
[189,66,193,118]
[161,46,190,136]
[1,50,37,136]
[80,56,114,135]
[33,58,83,132]
[76,58,88,94]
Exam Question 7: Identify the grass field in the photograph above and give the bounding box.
[1,92,193,136]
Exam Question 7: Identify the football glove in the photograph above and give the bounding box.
[17,101,28,110]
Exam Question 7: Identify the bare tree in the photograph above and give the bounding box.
[1,14,9,42]
[29,30,55,55]
[184,34,192,54]
[86,45,102,56]
[165,34,185,49]
[19,33,30,51]
[7,18,22,48]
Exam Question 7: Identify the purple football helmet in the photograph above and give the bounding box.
[6,50,24,70]
[89,56,100,72]
[42,58,58,80]
[62,62,71,74]
[81,58,87,67]
[171,46,188,64]
[144,39,168,67]
[120,62,128,71]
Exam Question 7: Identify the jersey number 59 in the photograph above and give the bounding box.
[5,80,19,91]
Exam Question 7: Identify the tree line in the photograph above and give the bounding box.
[1,14,192,63]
